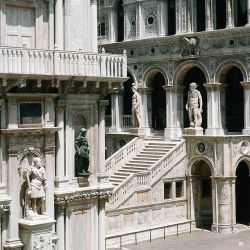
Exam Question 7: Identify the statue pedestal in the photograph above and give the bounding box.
[77,175,89,187]
[19,218,56,250]
[184,127,203,136]
[129,128,146,138]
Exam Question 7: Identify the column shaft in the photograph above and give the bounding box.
[205,0,212,30]
[110,90,122,132]
[90,0,98,52]
[241,82,250,134]
[247,0,250,25]
[98,201,106,250]
[226,0,234,28]
[55,0,64,49]
[56,207,65,250]
[204,83,224,135]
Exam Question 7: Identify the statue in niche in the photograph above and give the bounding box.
[186,82,203,128]
[180,37,200,56]
[131,83,142,128]
[75,128,90,176]
[23,157,48,219]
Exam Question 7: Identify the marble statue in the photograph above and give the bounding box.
[75,128,90,176]
[186,82,203,128]
[131,83,142,128]
[24,157,48,219]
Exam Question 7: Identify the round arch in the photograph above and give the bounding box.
[127,66,137,84]
[214,60,248,83]
[143,66,169,87]
[188,155,215,177]
[173,60,210,85]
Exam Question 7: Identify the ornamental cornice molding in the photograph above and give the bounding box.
[55,190,113,207]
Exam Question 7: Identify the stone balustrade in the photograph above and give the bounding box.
[107,140,186,209]
[0,47,127,79]
[105,137,143,175]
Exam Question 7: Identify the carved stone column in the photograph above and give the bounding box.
[98,100,109,184]
[175,0,182,34]
[110,88,123,132]
[204,83,224,135]
[90,0,98,52]
[48,0,55,49]
[55,0,64,49]
[138,87,151,133]
[56,206,65,250]
[226,0,234,28]
[4,147,23,249]
[55,99,68,187]
[136,1,143,38]
[163,85,183,140]
[108,7,118,42]
[212,177,235,233]
[205,0,213,30]
[241,82,250,134]
[247,0,250,26]
[98,200,106,250]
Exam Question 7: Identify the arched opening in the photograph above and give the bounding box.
[123,72,133,115]
[168,0,176,35]
[117,0,124,42]
[236,161,250,225]
[220,66,244,132]
[216,0,226,29]
[182,66,207,129]
[236,0,247,27]
[149,72,166,131]
[191,160,213,230]
[196,0,205,32]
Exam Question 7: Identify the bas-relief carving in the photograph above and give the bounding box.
[107,215,120,231]
[219,181,230,203]
[151,209,162,224]
[150,181,162,203]
[123,213,134,227]
[33,233,52,250]
[138,211,148,225]
[137,191,148,204]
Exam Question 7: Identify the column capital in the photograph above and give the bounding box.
[56,98,66,111]
[241,81,250,89]
[138,86,152,94]
[203,83,222,91]
[99,100,109,110]
[110,87,123,95]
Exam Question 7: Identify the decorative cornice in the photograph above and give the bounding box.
[55,190,113,207]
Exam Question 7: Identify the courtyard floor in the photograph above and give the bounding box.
[111,229,250,250]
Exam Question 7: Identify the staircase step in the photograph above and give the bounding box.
[130,159,157,163]
[135,155,161,160]
[117,169,148,174]
[126,163,152,167]
[113,172,130,177]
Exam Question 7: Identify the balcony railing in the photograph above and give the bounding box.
[105,115,132,128]
[0,47,127,79]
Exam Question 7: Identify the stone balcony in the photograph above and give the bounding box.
[0,46,127,82]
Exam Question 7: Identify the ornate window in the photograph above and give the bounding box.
[19,102,42,126]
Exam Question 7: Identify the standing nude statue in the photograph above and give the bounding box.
[131,83,142,128]
[186,82,203,128]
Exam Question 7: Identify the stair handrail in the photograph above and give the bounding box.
[149,139,186,185]
[107,171,151,208]
[107,140,186,209]
[105,137,143,175]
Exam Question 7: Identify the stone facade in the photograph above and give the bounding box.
[0,0,127,250]
[100,0,250,248]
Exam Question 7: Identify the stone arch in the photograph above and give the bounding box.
[188,155,215,177]
[143,66,169,87]
[233,156,250,176]
[214,60,248,83]
[18,148,44,166]
[143,66,168,130]
[173,60,210,85]
[127,66,137,84]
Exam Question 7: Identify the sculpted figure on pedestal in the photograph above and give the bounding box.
[186,82,203,128]
[24,157,48,219]
[131,83,142,128]
[75,128,90,176]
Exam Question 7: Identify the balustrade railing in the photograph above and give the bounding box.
[108,140,186,209]
[105,137,143,176]
[0,47,127,78]
[122,115,132,127]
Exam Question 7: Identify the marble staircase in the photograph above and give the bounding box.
[109,138,181,187]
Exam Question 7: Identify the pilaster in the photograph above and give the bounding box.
[56,206,65,250]
[55,0,64,50]
[90,0,98,52]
